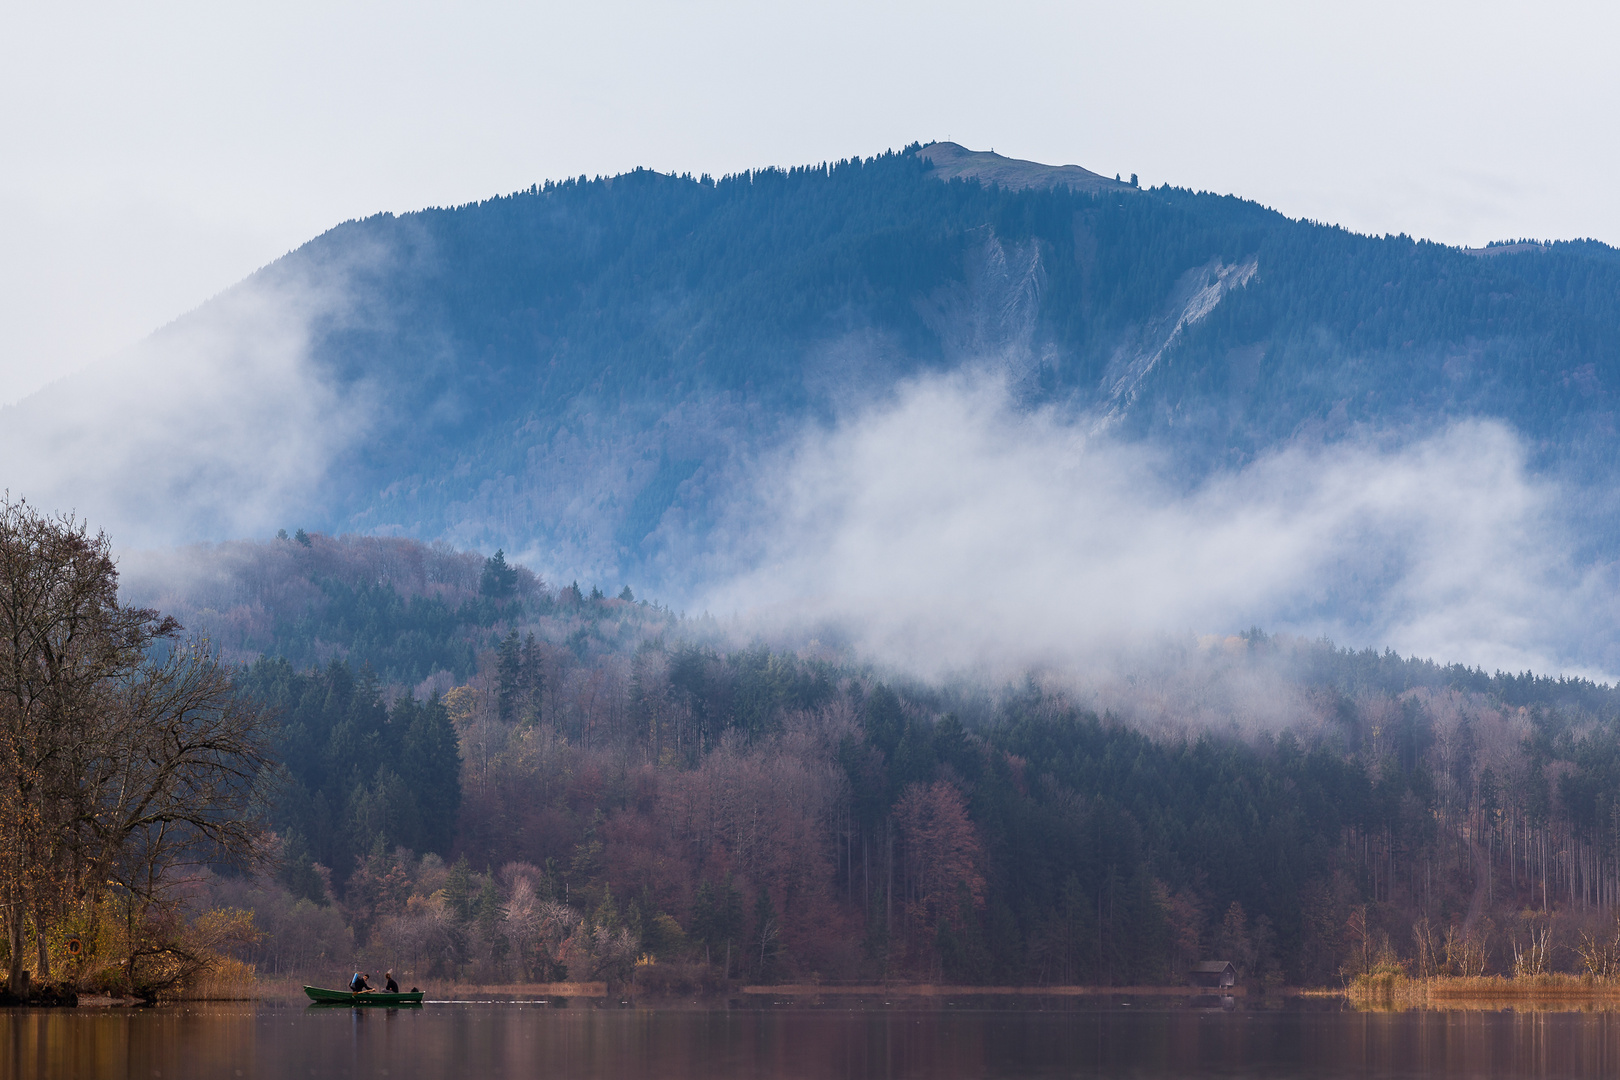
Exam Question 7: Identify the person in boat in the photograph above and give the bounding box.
[384,971,399,994]
[350,971,374,993]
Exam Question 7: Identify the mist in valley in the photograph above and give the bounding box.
[28,303,1620,707]
[700,369,1617,688]
[8,159,1620,753]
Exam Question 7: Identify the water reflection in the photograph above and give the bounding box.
[10,1002,1620,1079]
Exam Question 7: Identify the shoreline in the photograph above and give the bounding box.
[171,979,1298,1006]
[69,975,1620,1010]
[1348,974,1620,1011]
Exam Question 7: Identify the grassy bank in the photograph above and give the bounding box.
[1348,972,1620,1010]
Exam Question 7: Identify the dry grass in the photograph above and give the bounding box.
[916,142,1131,193]
[1347,973,1620,1011]
[172,958,260,1001]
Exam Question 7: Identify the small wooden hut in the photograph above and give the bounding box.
[1189,960,1237,988]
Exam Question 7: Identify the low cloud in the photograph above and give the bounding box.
[705,371,1617,682]
[0,256,372,548]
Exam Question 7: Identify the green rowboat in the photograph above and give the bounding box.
[303,985,424,1005]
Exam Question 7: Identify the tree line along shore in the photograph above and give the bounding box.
[12,515,1620,1001]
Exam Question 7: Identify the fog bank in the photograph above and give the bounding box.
[705,372,1616,683]
[0,261,369,547]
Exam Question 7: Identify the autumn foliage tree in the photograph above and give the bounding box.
[1,499,167,992]
[894,780,984,952]
[0,497,272,996]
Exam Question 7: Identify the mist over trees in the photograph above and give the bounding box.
[13,518,1620,993]
[125,533,1620,989]
[18,145,1620,588]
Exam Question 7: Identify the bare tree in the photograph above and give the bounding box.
[77,641,274,988]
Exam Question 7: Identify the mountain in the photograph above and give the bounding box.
[22,142,1620,993]
[6,141,1620,594]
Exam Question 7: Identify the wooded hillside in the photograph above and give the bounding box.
[148,534,1620,987]
[35,145,1620,584]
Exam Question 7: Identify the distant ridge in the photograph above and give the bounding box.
[914,141,1133,193]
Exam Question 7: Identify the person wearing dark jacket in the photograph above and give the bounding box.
[384,971,399,993]
[350,972,373,993]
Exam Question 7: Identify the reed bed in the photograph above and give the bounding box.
[173,958,261,1001]
[1348,972,1620,1011]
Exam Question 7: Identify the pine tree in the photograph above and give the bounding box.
[402,692,462,854]
[480,549,517,600]
[519,633,544,724]
[496,632,522,722]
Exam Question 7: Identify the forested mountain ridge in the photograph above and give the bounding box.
[10,142,1620,585]
[297,146,1620,571]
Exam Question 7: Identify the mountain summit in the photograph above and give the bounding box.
[915,141,1133,193]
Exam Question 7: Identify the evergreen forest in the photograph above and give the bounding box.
[143,144,1620,578]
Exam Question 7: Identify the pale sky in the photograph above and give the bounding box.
[3,0,1616,406]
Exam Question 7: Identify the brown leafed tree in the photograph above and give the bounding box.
[893,779,985,948]
[0,496,273,994]
[77,640,276,988]
[1,497,163,991]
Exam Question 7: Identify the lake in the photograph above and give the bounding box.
[8,999,1620,1079]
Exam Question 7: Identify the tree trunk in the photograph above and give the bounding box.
[7,908,26,995]
[885,823,893,945]
[34,907,49,982]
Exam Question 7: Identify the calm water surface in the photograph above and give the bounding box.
[8,1001,1620,1080]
